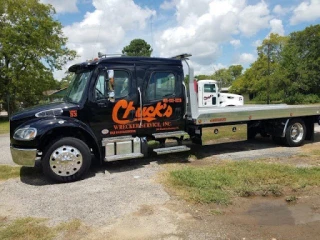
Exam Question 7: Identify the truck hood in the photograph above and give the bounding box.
[10,102,78,122]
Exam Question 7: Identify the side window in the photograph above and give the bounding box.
[108,70,130,100]
[146,72,176,101]
[204,84,216,93]
[95,74,106,100]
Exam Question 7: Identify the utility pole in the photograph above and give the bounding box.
[267,43,270,104]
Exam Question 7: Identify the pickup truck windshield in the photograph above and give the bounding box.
[64,70,92,103]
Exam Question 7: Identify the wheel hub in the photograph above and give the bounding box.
[49,145,83,177]
[290,123,304,143]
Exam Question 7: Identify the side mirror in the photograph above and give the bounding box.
[107,70,114,78]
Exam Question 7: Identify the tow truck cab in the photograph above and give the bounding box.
[10,55,190,182]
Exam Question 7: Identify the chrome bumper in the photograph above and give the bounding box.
[10,147,37,167]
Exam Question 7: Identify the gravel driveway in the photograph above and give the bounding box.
[0,134,14,166]
[0,125,320,239]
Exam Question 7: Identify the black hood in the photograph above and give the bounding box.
[10,102,78,121]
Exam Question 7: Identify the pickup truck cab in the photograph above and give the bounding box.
[196,80,243,107]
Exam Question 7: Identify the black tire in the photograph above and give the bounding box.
[284,118,306,147]
[42,137,91,183]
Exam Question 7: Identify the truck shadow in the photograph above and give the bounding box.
[19,131,320,186]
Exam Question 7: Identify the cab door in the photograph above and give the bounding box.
[88,66,137,139]
[202,83,218,107]
[140,68,185,134]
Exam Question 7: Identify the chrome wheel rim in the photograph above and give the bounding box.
[290,123,304,143]
[49,145,83,177]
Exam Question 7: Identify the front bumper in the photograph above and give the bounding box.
[10,147,37,167]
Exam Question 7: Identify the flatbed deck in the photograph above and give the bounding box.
[190,104,320,125]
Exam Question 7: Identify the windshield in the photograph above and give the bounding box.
[64,70,92,103]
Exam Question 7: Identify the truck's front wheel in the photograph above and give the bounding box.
[284,118,306,147]
[42,137,91,183]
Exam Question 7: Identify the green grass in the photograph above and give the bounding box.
[0,165,21,181]
[0,217,55,240]
[168,161,320,205]
[0,120,9,134]
[0,217,85,240]
[0,165,42,181]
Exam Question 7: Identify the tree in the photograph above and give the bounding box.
[231,34,288,103]
[0,0,76,113]
[59,72,74,89]
[122,39,153,57]
[279,24,320,103]
[212,65,243,88]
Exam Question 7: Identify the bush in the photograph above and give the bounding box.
[284,94,320,104]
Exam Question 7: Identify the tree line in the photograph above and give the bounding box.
[231,25,320,104]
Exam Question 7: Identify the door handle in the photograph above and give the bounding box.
[137,87,142,127]
[97,102,107,108]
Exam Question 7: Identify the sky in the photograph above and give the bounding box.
[39,0,320,80]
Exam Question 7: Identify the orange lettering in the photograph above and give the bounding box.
[112,100,174,125]
[112,99,131,124]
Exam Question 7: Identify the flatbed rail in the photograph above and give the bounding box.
[191,104,320,125]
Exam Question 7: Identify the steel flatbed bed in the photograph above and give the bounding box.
[191,104,320,125]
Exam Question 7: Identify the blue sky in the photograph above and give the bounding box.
[40,0,320,79]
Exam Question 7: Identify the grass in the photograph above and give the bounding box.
[0,119,9,134]
[0,165,21,181]
[0,165,42,181]
[167,161,320,205]
[0,217,86,240]
[0,217,55,240]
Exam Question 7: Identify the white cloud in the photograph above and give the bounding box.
[192,62,226,76]
[160,0,178,10]
[238,1,271,36]
[290,0,320,25]
[269,19,284,36]
[157,0,272,67]
[230,39,241,48]
[273,4,291,16]
[233,53,256,65]
[53,0,155,79]
[40,0,78,13]
[252,39,262,48]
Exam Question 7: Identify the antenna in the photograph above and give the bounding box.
[151,15,154,57]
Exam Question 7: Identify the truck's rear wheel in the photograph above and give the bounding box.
[284,118,306,147]
[42,137,91,183]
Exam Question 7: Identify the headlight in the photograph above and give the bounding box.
[13,127,37,141]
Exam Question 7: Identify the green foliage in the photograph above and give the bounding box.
[279,25,320,101]
[59,72,74,89]
[0,217,55,240]
[212,65,243,88]
[122,39,153,57]
[0,120,9,134]
[231,34,288,103]
[0,0,76,113]
[194,65,243,89]
[168,161,320,204]
[232,25,320,104]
